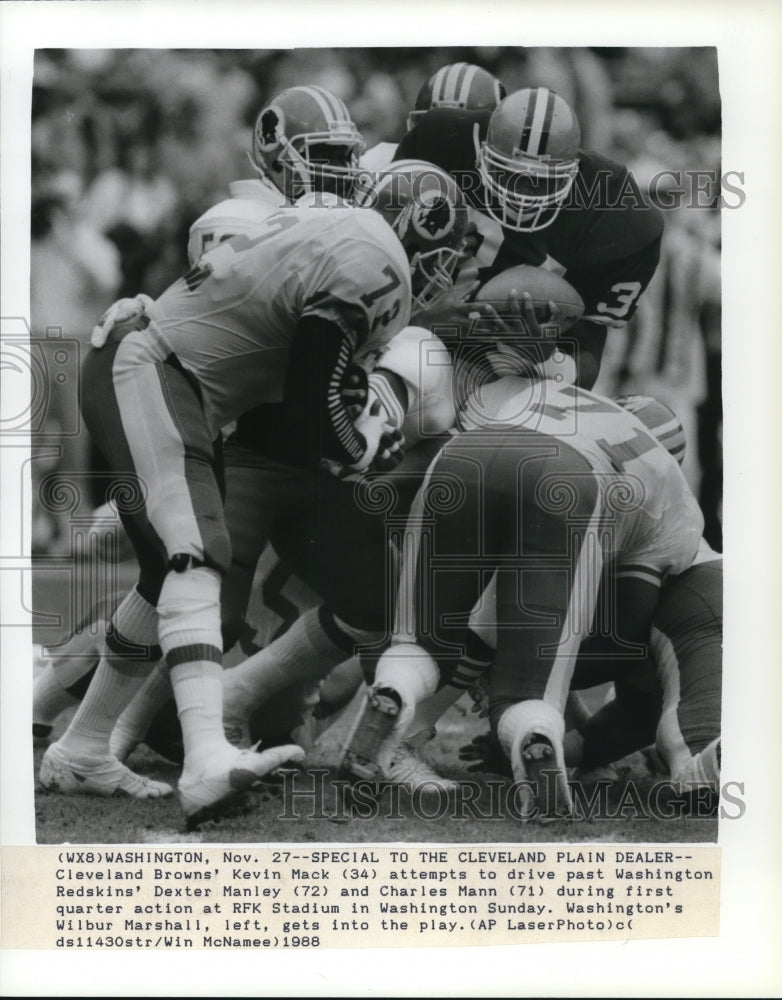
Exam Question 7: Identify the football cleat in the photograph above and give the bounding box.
[39,742,173,799]
[511,732,573,822]
[179,743,305,829]
[339,686,405,783]
[385,728,457,796]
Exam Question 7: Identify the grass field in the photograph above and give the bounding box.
[32,566,718,845]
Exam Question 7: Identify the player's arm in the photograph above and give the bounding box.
[282,314,389,471]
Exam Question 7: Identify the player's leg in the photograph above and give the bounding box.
[40,339,175,799]
[43,335,302,818]
[652,560,722,796]
[470,436,602,818]
[127,440,316,756]
[224,463,404,747]
[32,592,123,743]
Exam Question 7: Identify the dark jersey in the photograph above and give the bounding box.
[395,107,664,325]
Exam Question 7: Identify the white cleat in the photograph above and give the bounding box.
[500,701,572,822]
[510,731,572,822]
[339,685,409,783]
[385,728,458,797]
[179,744,305,829]
[40,742,173,799]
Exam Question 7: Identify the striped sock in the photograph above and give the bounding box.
[56,588,159,759]
[157,567,227,771]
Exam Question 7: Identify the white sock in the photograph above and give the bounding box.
[223,608,361,718]
[170,661,227,772]
[57,657,156,759]
[110,660,172,761]
[56,588,159,759]
[33,659,79,726]
[157,567,228,773]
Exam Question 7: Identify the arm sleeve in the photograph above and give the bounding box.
[282,314,367,468]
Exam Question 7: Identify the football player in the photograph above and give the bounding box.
[39,159,470,827]
[461,547,723,810]
[566,549,722,801]
[359,62,506,172]
[33,86,364,752]
[393,86,665,389]
[341,378,704,821]
[92,84,366,344]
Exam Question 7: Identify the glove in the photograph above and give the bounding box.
[341,365,369,419]
[458,731,513,778]
[349,392,405,474]
[91,294,153,348]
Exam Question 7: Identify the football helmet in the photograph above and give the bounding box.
[613,395,687,465]
[251,85,365,202]
[407,62,506,130]
[476,87,581,232]
[354,159,470,313]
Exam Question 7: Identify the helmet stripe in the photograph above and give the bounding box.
[431,66,451,103]
[519,91,538,151]
[443,63,466,103]
[538,89,557,155]
[298,85,346,123]
[456,63,479,106]
[317,85,352,122]
[525,87,552,156]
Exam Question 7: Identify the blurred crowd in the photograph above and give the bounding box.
[29,46,722,554]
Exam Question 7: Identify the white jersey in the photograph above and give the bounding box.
[459,375,703,580]
[187,178,287,265]
[142,205,411,438]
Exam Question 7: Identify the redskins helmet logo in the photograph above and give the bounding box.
[394,189,456,242]
[413,193,455,239]
[258,107,284,150]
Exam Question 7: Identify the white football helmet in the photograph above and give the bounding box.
[476,87,581,232]
[354,159,470,313]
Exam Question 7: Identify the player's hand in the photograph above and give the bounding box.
[91,293,153,348]
[342,366,369,419]
[458,732,513,778]
[369,426,405,474]
[411,267,481,329]
[469,290,562,338]
[468,675,490,718]
[463,220,483,260]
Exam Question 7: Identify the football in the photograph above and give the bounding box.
[475,264,585,332]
